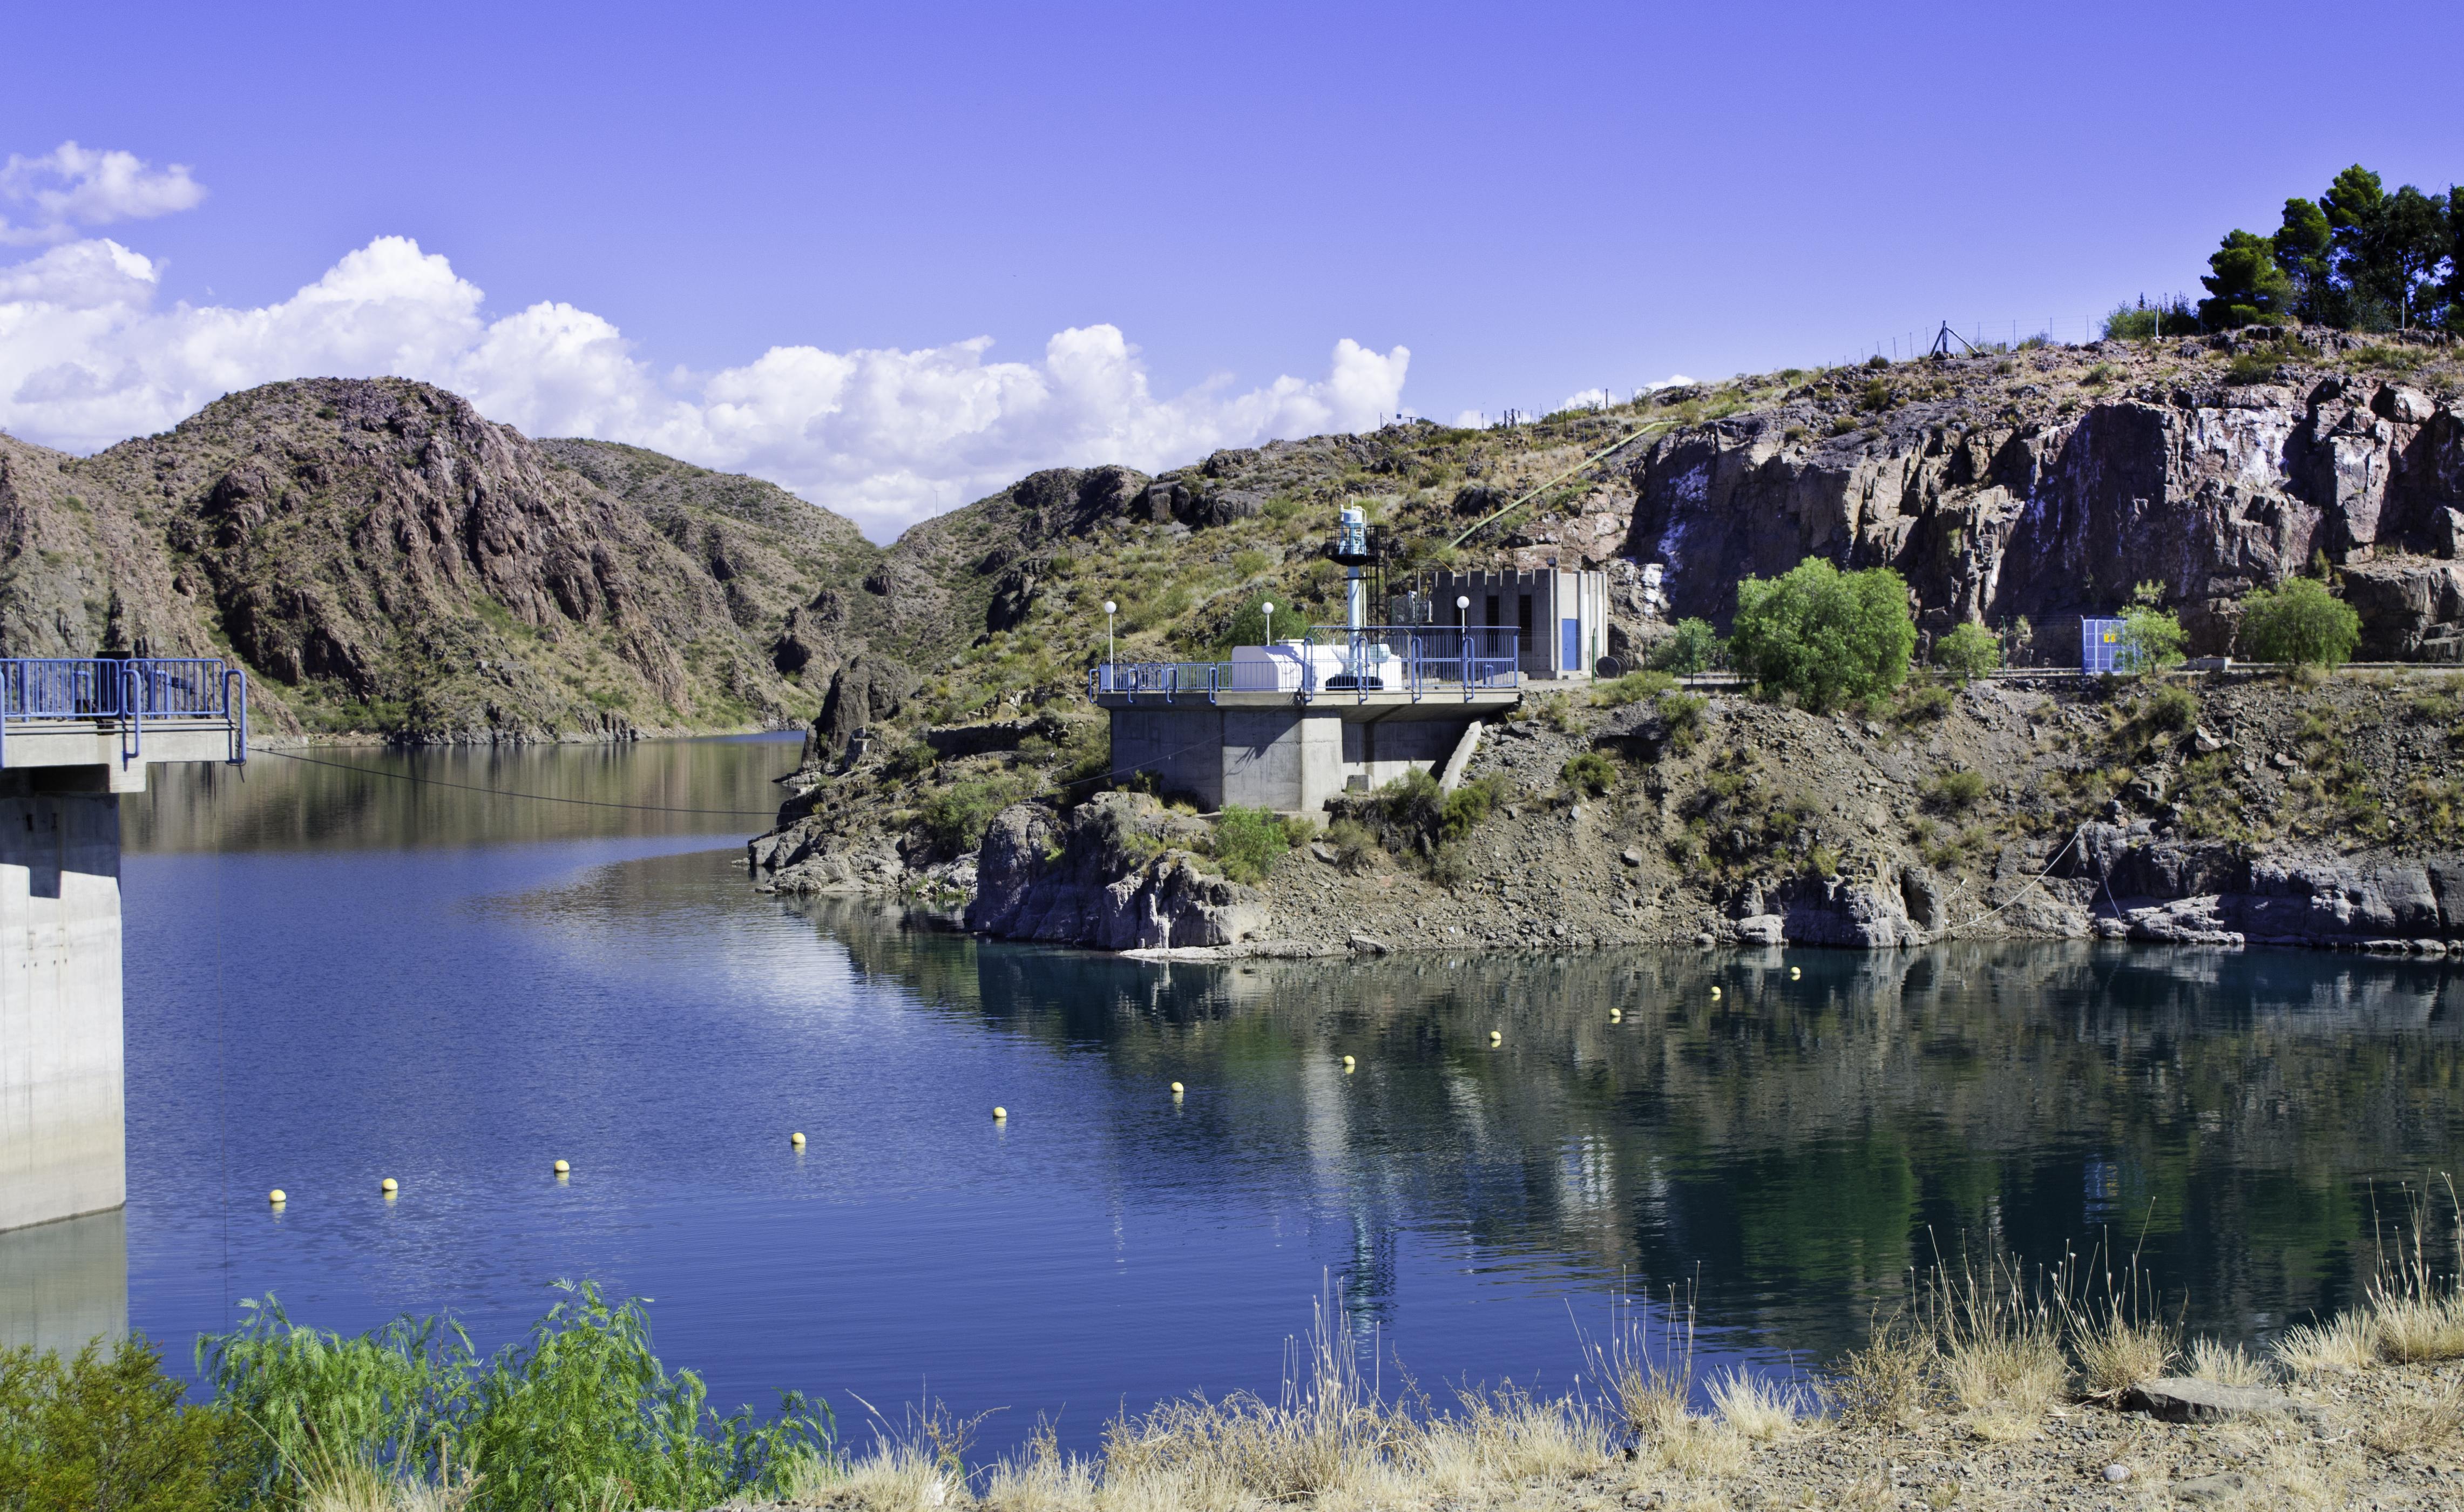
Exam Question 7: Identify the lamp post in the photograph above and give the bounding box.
[1103,599,1116,683]
[1262,601,1275,644]
[1457,595,1471,681]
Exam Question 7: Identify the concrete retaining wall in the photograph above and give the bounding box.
[1111,706,1473,814]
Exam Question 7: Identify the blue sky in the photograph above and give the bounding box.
[5,1,2461,538]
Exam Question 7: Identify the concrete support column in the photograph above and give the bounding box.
[0,772,125,1233]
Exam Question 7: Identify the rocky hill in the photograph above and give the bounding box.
[746,326,2464,955]
[0,378,898,740]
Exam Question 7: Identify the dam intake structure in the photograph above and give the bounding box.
[0,658,247,1233]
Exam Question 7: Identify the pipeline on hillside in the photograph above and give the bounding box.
[1446,418,1676,551]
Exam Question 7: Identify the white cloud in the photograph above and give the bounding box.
[0,232,1410,541]
[0,143,206,246]
[1555,376,1694,413]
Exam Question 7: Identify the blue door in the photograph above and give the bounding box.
[1560,618,1580,673]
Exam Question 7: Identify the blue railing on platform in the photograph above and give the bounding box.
[1089,628,1520,704]
[0,657,249,767]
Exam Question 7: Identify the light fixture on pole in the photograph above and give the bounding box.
[1103,600,1117,673]
[1456,595,1470,631]
[1262,601,1275,644]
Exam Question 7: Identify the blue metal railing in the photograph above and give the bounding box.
[0,657,249,767]
[1091,629,1520,705]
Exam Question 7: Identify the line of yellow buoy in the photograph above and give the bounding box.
[270,965,1811,1206]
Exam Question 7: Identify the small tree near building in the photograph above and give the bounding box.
[2115,582,2187,676]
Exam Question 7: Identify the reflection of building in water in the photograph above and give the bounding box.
[793,896,2464,1364]
[0,1208,126,1352]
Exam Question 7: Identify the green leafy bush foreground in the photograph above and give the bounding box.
[0,1336,248,1511]
[0,1282,834,1512]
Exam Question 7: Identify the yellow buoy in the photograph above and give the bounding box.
[1710,986,1722,1000]
[1610,1008,1623,1021]
[790,1132,806,1147]
[1170,1082,1184,1095]
[268,1188,287,1205]
[552,1159,570,1175]
[1488,1030,1502,1045]
[1790,966,1801,980]
[380,1177,398,1195]
[1342,1054,1356,1070]
[993,1106,1007,1120]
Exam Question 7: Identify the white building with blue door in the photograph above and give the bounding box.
[1424,567,1610,681]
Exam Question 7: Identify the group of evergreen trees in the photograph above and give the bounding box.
[2196,165,2463,332]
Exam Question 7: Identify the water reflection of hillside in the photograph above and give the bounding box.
[128,737,802,852]
[791,898,2463,1359]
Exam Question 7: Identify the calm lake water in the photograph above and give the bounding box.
[4,734,2460,1453]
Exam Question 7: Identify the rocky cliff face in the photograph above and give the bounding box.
[965,793,1271,950]
[0,379,886,740]
[1615,334,2464,662]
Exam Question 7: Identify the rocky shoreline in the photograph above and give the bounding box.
[752,669,2464,962]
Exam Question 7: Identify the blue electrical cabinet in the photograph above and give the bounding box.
[2081,617,2124,673]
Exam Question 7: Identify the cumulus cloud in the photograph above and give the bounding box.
[0,232,1410,539]
[0,143,206,246]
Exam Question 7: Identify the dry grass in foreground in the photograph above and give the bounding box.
[319,1193,2464,1511]
[763,1202,2464,1512]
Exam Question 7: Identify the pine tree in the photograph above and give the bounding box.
[2322,165,2395,328]
[2444,186,2464,332]
[2198,230,2292,328]
[2382,184,2451,327]
[2272,197,2334,325]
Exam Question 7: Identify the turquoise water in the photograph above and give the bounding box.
[20,735,2460,1452]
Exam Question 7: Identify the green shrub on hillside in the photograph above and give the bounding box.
[1210,804,1291,883]
[1647,617,1722,675]
[2102,298,2193,340]
[1372,768,1509,858]
[1932,623,2001,683]
[1561,751,1617,797]
[1592,669,1676,707]
[1894,679,1954,724]
[920,775,1027,850]
[1920,768,1987,812]
[2237,577,2361,667]
[1657,691,1707,754]
[1728,559,1916,712]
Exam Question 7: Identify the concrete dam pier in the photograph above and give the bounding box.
[0,659,246,1234]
